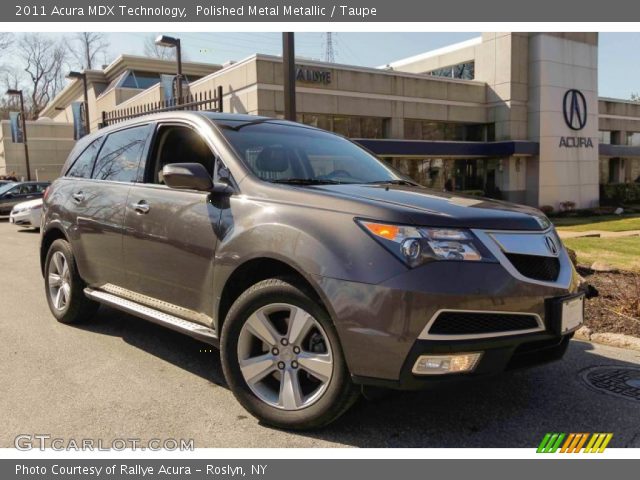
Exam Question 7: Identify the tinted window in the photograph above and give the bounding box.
[149,126,215,184]
[93,125,150,182]
[67,138,102,178]
[218,121,400,184]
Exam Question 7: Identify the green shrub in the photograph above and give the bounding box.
[600,183,640,205]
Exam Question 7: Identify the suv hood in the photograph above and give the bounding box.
[306,184,550,231]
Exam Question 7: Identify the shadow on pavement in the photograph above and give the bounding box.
[73,305,639,448]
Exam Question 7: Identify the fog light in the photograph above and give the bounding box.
[412,352,482,375]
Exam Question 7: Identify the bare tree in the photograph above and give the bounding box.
[631,93,640,103]
[0,68,22,120]
[143,35,177,60]
[72,32,109,70]
[0,32,13,50]
[18,33,69,117]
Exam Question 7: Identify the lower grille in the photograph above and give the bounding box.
[505,253,560,282]
[429,311,541,336]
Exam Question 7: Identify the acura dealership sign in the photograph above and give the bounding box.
[559,89,593,148]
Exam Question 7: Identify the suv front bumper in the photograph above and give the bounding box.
[312,256,582,388]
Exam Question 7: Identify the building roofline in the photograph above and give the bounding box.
[383,36,482,69]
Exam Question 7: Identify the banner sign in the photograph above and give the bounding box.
[9,112,23,144]
[160,74,176,103]
[71,101,87,140]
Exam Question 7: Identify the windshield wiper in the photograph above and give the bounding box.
[270,178,347,185]
[365,179,419,186]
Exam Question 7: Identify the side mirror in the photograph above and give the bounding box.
[3,193,13,199]
[162,163,213,192]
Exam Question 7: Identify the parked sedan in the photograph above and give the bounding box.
[10,198,43,230]
[0,181,50,216]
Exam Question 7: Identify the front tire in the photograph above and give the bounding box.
[44,239,98,324]
[221,278,359,430]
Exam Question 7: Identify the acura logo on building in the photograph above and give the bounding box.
[563,89,588,130]
[545,235,559,257]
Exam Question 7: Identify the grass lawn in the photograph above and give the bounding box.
[563,236,640,271]
[553,214,640,232]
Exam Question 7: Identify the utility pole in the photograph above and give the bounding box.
[283,32,296,121]
[324,33,335,63]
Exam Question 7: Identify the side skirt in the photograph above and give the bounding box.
[84,287,219,346]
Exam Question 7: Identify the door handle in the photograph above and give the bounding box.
[133,201,150,214]
[71,192,85,203]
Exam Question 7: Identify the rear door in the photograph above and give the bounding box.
[66,124,152,288]
[121,122,223,326]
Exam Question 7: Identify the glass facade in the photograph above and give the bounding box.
[425,61,475,80]
[404,120,495,142]
[296,113,385,139]
[599,130,612,144]
[627,132,640,146]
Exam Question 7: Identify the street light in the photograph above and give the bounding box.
[66,71,90,134]
[5,89,31,181]
[154,34,183,103]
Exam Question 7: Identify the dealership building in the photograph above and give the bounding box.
[3,32,640,209]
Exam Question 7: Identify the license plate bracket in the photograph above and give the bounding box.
[548,293,584,335]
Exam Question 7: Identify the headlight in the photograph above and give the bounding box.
[357,219,493,268]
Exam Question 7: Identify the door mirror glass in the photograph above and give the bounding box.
[162,163,214,191]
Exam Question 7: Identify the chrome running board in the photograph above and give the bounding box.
[84,288,218,345]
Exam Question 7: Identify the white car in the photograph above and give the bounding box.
[9,198,43,230]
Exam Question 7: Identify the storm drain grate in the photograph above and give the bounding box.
[581,366,640,402]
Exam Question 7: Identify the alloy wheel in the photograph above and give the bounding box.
[48,251,71,311]
[237,303,334,410]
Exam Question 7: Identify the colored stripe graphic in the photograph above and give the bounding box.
[537,433,612,453]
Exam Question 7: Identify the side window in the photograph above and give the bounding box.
[67,138,102,178]
[92,125,150,182]
[149,125,216,184]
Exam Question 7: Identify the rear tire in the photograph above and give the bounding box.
[221,277,359,430]
[44,239,98,324]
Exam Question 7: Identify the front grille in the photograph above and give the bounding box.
[504,253,560,282]
[429,311,540,336]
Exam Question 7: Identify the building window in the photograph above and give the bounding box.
[404,120,495,142]
[297,114,385,138]
[599,131,612,144]
[425,61,475,80]
[627,132,640,146]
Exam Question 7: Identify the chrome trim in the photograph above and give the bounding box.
[84,287,218,345]
[472,227,572,289]
[100,283,213,326]
[418,308,545,341]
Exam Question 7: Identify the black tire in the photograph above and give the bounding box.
[221,277,359,430]
[44,239,99,324]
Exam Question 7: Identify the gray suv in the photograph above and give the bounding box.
[41,112,585,429]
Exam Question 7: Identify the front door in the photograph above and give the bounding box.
[122,123,223,326]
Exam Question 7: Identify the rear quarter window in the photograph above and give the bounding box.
[92,125,151,182]
[66,138,102,178]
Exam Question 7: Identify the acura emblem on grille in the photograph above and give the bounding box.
[545,235,559,256]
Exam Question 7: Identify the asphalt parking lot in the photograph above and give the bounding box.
[1,220,640,448]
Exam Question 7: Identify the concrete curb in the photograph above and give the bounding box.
[574,326,640,351]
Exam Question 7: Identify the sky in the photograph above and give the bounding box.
[4,32,640,99]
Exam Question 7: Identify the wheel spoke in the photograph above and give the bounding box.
[245,310,280,347]
[279,369,303,410]
[54,288,64,309]
[298,352,333,382]
[62,283,71,304]
[286,306,314,345]
[52,253,63,274]
[48,273,62,287]
[240,354,276,385]
[61,259,69,280]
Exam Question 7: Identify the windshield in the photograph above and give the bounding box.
[0,182,16,195]
[217,121,412,185]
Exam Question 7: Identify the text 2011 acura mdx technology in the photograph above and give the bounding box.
[41,112,586,429]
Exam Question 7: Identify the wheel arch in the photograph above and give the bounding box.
[40,226,69,276]
[215,256,332,334]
